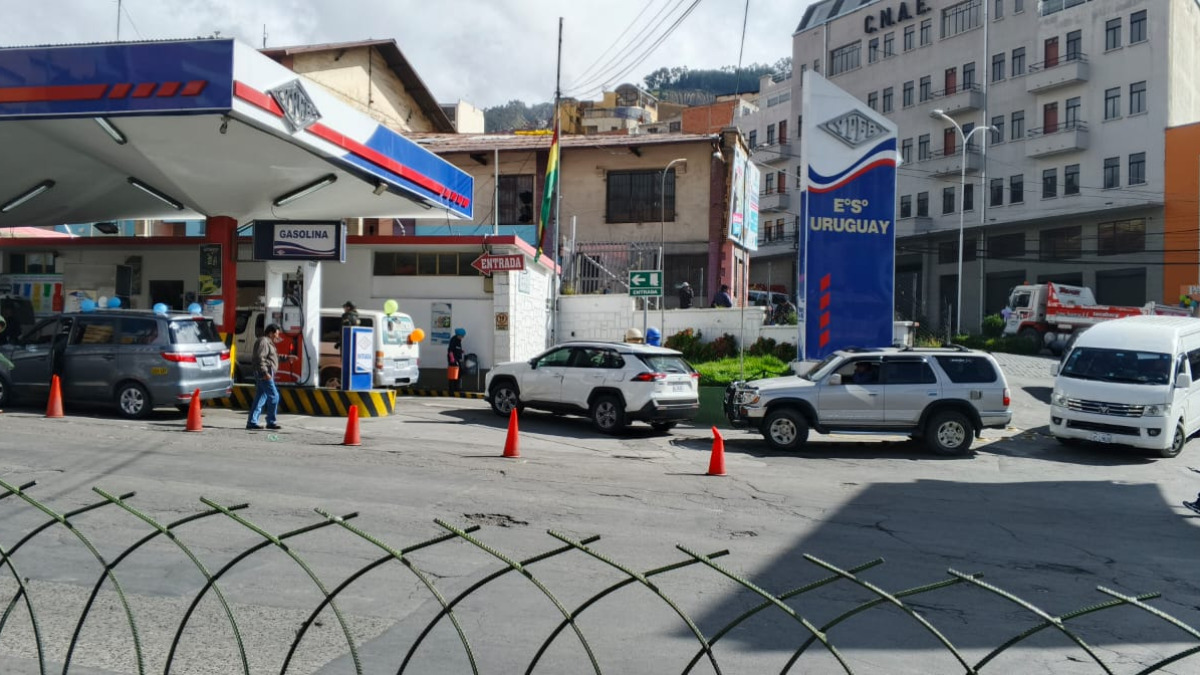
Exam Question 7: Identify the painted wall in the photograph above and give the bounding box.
[1168,0,1200,128]
[288,48,437,133]
[1163,122,1200,300]
[557,294,768,345]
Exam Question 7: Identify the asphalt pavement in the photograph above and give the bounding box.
[0,357,1198,674]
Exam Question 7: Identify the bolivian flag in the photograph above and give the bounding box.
[536,117,559,262]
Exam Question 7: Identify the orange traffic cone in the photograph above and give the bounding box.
[502,407,520,458]
[342,405,362,446]
[185,389,202,432]
[707,426,727,476]
[45,375,64,418]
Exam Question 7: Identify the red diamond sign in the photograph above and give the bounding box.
[470,253,526,275]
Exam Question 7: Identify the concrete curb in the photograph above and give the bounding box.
[396,389,485,400]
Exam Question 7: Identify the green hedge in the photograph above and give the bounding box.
[691,355,793,387]
[951,334,1042,355]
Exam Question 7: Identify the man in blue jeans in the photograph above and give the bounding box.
[248,323,292,430]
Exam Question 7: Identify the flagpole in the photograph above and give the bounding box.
[551,16,563,347]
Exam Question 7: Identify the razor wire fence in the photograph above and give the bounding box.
[0,480,1197,674]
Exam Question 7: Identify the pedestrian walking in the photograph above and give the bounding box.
[247,323,292,430]
[711,284,733,308]
[447,327,466,392]
[677,281,694,309]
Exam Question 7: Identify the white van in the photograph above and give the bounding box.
[234,308,420,389]
[1049,315,1200,458]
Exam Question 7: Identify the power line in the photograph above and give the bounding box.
[563,0,686,95]
[564,0,704,100]
[569,0,664,87]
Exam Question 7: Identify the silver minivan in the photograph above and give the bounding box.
[0,310,232,418]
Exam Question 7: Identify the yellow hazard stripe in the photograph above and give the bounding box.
[208,385,394,417]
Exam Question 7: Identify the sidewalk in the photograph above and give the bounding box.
[991,351,1057,381]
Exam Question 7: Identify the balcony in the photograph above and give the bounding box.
[932,84,984,115]
[1025,121,1089,158]
[755,223,798,253]
[750,140,793,165]
[1026,54,1089,93]
[759,190,791,212]
[925,145,982,177]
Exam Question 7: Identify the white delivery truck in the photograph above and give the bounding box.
[1049,315,1200,458]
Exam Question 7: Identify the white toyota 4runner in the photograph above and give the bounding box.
[725,346,1012,455]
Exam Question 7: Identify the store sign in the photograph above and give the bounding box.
[799,71,899,359]
[864,0,932,33]
[252,220,346,261]
[269,79,322,133]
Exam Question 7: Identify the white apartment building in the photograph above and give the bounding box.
[741,72,801,298]
[793,0,1200,333]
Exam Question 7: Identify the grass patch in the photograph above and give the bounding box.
[692,355,793,387]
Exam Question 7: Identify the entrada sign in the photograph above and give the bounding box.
[470,253,525,275]
[864,0,932,33]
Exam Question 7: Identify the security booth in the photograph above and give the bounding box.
[0,38,474,414]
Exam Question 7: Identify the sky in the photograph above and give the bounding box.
[2,0,813,108]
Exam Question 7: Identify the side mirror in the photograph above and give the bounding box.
[829,374,843,386]
[1176,373,1191,389]
[528,358,538,369]
[1050,364,1059,376]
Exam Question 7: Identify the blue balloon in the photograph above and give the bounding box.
[153,303,169,315]
[80,299,97,313]
[188,303,202,315]
[107,297,121,308]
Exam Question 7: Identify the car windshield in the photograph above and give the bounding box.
[169,318,221,345]
[1060,347,1172,385]
[802,353,844,381]
[638,354,693,374]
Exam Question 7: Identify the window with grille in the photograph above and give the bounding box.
[991,115,1005,143]
[903,81,914,107]
[918,134,930,160]
[498,174,535,225]
[1011,110,1024,139]
[829,42,861,75]
[1011,47,1025,76]
[920,19,932,45]
[990,178,1004,206]
[882,87,894,113]
[900,195,912,218]
[941,0,982,38]
[904,25,915,51]
[1042,168,1057,198]
[943,186,956,214]
[919,76,932,101]
[1009,175,1024,203]
[1104,87,1121,119]
[991,53,1005,82]
[917,191,929,217]
[606,169,675,223]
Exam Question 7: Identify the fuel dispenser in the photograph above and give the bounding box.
[263,260,322,386]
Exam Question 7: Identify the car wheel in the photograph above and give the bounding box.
[489,381,522,417]
[925,410,973,456]
[762,408,809,451]
[590,395,626,434]
[1159,422,1186,459]
[650,421,676,433]
[1017,327,1041,349]
[116,382,152,419]
[321,368,342,390]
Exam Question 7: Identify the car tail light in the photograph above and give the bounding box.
[632,372,666,382]
[161,352,197,363]
[690,372,700,379]
[219,351,231,361]
[1003,387,1011,407]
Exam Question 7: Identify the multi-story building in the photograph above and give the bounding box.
[793,0,1200,333]
[740,72,800,298]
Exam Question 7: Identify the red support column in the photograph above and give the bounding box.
[204,215,239,331]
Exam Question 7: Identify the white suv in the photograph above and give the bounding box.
[485,341,700,433]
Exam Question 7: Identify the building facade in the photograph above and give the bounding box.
[414,131,752,307]
[794,0,1200,333]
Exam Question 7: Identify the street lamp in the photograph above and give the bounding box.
[661,157,687,333]
[931,109,992,337]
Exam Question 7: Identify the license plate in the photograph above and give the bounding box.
[671,384,687,392]
[1087,431,1114,444]
[200,356,217,367]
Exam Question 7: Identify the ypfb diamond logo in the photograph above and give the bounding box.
[269,79,322,133]
[820,110,886,148]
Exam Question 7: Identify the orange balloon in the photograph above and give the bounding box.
[409,328,426,343]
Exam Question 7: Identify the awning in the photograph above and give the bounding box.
[0,39,474,227]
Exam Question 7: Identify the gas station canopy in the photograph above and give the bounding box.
[0,39,474,227]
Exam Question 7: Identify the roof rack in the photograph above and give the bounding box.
[898,344,970,353]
